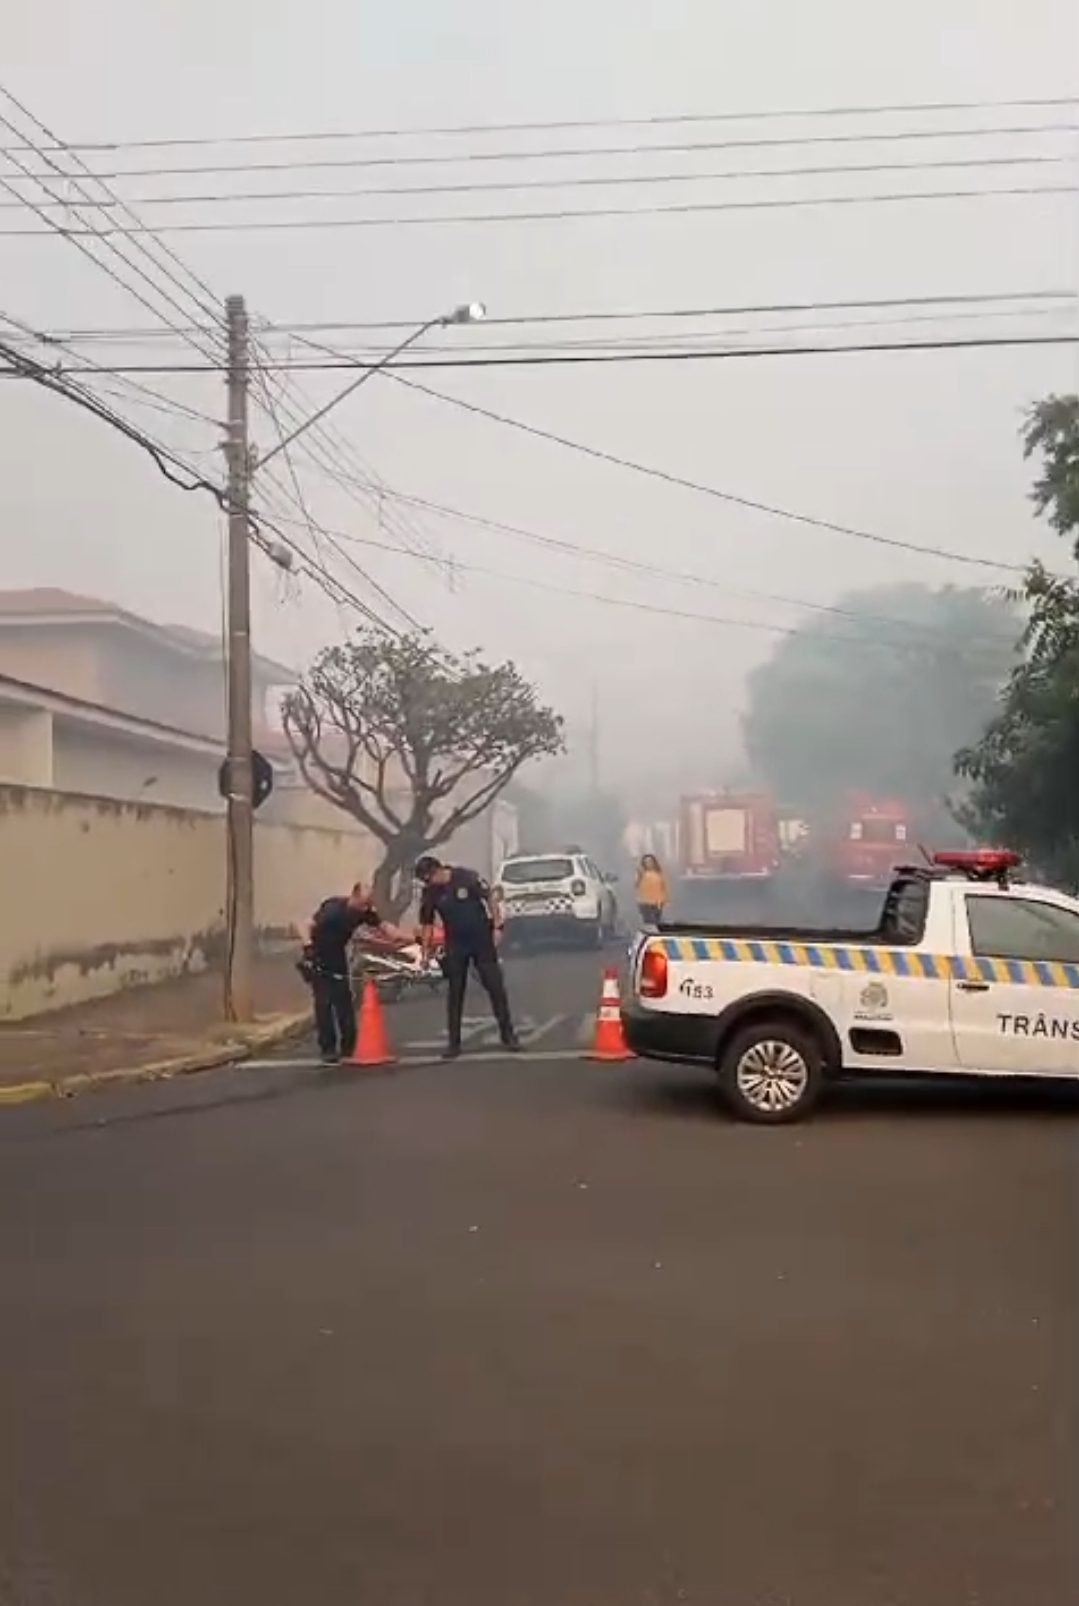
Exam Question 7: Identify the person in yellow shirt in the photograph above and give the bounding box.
[634,854,668,926]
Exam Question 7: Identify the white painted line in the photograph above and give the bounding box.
[515,1013,568,1047]
[402,1012,574,1053]
[405,1014,491,1052]
[405,1049,591,1064]
[244,1057,323,1069]
[244,1049,595,1070]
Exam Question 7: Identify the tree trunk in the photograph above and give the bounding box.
[372,834,425,920]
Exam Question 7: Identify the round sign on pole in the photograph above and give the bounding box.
[217,751,275,810]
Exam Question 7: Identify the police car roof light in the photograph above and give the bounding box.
[931,848,1021,881]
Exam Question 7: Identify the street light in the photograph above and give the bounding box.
[258,301,486,466]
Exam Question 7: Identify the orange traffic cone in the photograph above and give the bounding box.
[347,977,396,1069]
[585,967,635,1062]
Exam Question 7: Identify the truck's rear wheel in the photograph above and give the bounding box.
[719,1019,824,1124]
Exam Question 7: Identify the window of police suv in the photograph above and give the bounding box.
[966,896,1079,964]
[501,857,576,884]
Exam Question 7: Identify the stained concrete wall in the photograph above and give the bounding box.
[0,783,375,1021]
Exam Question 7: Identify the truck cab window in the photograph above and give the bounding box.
[966,896,1079,964]
[878,877,929,945]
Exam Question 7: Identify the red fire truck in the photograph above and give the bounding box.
[821,793,912,889]
[677,791,781,884]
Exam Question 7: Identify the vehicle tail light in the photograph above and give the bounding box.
[570,878,587,896]
[639,944,669,998]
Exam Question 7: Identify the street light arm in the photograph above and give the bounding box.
[258,315,444,466]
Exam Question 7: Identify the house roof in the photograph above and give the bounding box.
[0,588,295,682]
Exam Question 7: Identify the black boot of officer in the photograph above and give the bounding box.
[415,855,520,1059]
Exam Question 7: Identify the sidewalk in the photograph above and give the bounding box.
[0,953,311,1103]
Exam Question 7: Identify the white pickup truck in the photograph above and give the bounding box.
[621,850,1079,1123]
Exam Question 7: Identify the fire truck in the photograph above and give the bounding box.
[820,793,912,890]
[677,791,781,884]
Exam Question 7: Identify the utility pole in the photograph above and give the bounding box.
[588,679,600,798]
[224,294,255,1021]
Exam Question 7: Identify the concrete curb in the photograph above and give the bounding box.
[0,1010,312,1108]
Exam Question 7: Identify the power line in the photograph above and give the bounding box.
[249,355,448,571]
[14,288,1071,343]
[2,284,1030,655]
[6,327,1017,655]
[279,303,1076,361]
[251,493,421,629]
[259,469,404,635]
[6,121,1073,183]
[0,107,215,337]
[269,378,1001,637]
[8,95,1078,152]
[0,307,219,426]
[253,364,382,632]
[0,156,215,348]
[251,351,421,634]
[0,81,220,325]
[18,302,1067,367]
[2,152,1067,211]
[0,92,439,617]
[287,429,449,575]
[0,101,220,359]
[7,95,1078,152]
[0,90,455,759]
[3,328,1074,377]
[3,181,1067,236]
[270,450,1014,644]
[383,368,1040,575]
[0,332,224,499]
[1,323,399,637]
[260,505,1013,666]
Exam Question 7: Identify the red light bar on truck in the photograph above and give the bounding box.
[932,849,1020,879]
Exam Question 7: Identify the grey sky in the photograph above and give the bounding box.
[3,0,1077,804]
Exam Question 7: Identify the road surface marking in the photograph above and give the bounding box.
[247,1014,605,1071]
[244,1050,596,1070]
[404,1014,494,1052]
[403,1013,575,1052]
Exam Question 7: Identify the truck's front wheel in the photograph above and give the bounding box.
[719,1019,824,1124]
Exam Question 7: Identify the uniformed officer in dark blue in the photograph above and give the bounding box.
[299,882,407,1064]
[415,855,520,1059]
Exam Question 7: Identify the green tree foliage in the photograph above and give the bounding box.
[743,583,1019,824]
[284,631,564,912]
[957,395,1079,884]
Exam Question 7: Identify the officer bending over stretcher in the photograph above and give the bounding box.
[299,882,408,1064]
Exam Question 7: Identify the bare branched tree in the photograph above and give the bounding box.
[283,631,564,913]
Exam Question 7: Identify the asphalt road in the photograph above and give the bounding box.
[1,946,1076,1606]
[262,941,618,1068]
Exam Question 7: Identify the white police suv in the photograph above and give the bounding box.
[494,850,618,949]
